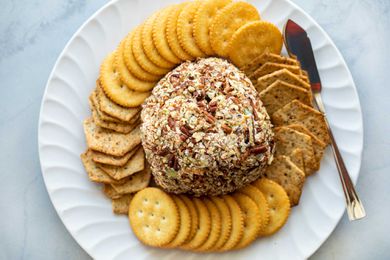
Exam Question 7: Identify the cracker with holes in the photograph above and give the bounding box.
[252,178,290,236]
[228,21,283,68]
[179,195,199,244]
[112,193,134,215]
[209,196,232,251]
[111,166,151,194]
[263,155,306,206]
[272,100,330,144]
[129,188,180,247]
[210,1,260,57]
[98,147,145,180]
[83,118,141,156]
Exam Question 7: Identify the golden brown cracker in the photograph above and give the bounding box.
[165,195,192,248]
[129,188,180,247]
[142,11,175,69]
[290,148,304,172]
[195,198,222,251]
[131,25,170,75]
[232,193,262,249]
[209,197,232,251]
[238,184,270,236]
[112,194,134,215]
[96,84,141,122]
[253,178,290,236]
[259,80,312,115]
[180,197,211,250]
[274,126,317,175]
[90,89,122,123]
[250,63,301,82]
[91,145,140,166]
[193,0,232,55]
[83,118,141,156]
[111,166,151,194]
[99,53,151,107]
[264,155,306,206]
[210,1,260,57]
[80,150,125,185]
[103,184,122,199]
[218,195,244,251]
[114,40,156,92]
[98,147,145,180]
[179,195,199,245]
[123,32,160,82]
[152,6,181,64]
[272,100,330,145]
[166,3,193,61]
[177,0,206,58]
[228,21,283,68]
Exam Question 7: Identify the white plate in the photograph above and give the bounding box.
[38,0,363,259]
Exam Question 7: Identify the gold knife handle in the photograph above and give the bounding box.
[313,92,366,221]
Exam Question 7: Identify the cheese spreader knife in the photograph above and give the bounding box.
[284,19,365,221]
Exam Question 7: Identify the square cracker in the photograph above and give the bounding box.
[259,80,312,115]
[250,62,301,82]
[287,124,327,171]
[91,145,140,166]
[256,69,311,94]
[80,150,126,184]
[112,194,134,215]
[83,118,141,156]
[271,100,330,145]
[111,167,151,194]
[90,89,123,123]
[274,126,317,175]
[241,50,298,76]
[98,147,145,180]
[96,84,141,122]
[263,155,305,206]
[103,184,122,199]
[90,97,140,134]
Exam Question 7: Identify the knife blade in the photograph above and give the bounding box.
[284,19,321,92]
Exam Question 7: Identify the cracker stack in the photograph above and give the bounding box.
[81,82,151,215]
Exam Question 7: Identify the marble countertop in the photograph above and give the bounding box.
[1,0,389,259]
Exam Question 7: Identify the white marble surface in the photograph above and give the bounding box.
[0,0,389,259]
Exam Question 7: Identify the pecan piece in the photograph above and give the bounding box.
[180,134,189,142]
[180,125,191,136]
[203,111,216,124]
[221,124,232,134]
[167,154,176,168]
[168,116,175,129]
[249,145,267,155]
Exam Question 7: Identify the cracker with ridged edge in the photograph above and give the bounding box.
[228,21,283,68]
[195,198,222,251]
[131,25,170,76]
[99,53,150,107]
[90,89,122,123]
[180,198,211,250]
[112,194,134,215]
[89,96,140,134]
[164,195,192,248]
[232,193,262,249]
[272,100,330,144]
[241,49,299,76]
[152,6,181,64]
[98,147,144,180]
[238,184,270,236]
[142,11,175,69]
[209,197,232,251]
[129,188,180,247]
[259,80,312,115]
[274,126,317,175]
[209,1,260,57]
[123,32,160,82]
[80,150,126,185]
[250,63,301,82]
[112,166,151,194]
[96,84,141,122]
[83,118,141,156]
[91,145,140,166]
[166,3,193,61]
[114,40,155,92]
[218,195,244,251]
[256,68,311,93]
[264,155,306,206]
[179,195,199,244]
[177,0,206,58]
[252,178,290,236]
[287,124,327,169]
[193,0,232,55]
[103,184,122,199]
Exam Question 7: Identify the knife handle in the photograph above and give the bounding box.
[313,93,366,221]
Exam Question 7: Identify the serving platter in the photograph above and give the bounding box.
[38,0,363,259]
